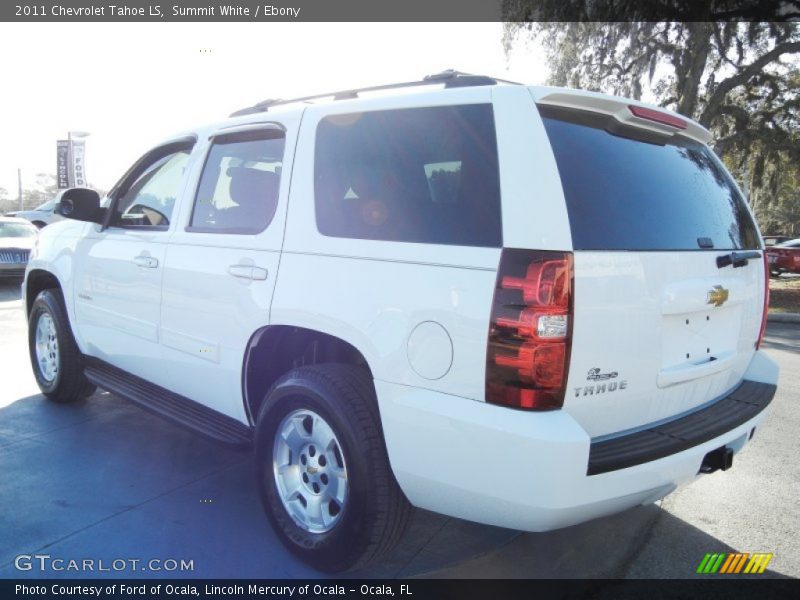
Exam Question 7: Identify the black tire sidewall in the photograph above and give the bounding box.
[27,289,92,402]
[255,374,376,572]
[28,291,66,395]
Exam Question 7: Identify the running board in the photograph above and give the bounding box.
[84,359,252,447]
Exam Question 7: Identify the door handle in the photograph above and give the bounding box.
[133,255,159,269]
[228,264,268,281]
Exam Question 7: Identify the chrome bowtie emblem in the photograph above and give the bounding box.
[307,466,318,475]
[707,285,729,308]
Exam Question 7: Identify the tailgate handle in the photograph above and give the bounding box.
[657,350,736,388]
[716,251,761,269]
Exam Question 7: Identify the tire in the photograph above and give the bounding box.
[255,364,411,573]
[28,289,96,402]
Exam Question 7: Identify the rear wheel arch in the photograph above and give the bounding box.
[242,325,376,426]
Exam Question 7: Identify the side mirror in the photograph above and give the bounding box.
[55,188,106,224]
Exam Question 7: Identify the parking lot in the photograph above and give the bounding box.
[1,280,798,579]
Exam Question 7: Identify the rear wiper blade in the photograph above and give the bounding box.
[716,250,762,269]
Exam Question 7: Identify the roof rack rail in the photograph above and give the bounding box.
[229,70,520,117]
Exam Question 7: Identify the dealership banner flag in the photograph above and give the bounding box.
[56,140,69,189]
[70,138,87,187]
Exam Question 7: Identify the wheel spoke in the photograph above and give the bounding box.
[328,467,347,504]
[276,464,302,492]
[280,417,308,453]
[320,499,337,528]
[310,416,336,448]
[304,494,324,526]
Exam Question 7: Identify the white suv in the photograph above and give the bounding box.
[24,71,778,573]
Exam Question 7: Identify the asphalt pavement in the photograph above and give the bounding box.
[1,281,797,579]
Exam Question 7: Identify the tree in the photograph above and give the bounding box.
[502,3,800,234]
[21,173,60,210]
[0,186,16,215]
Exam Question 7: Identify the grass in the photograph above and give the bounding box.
[769,275,800,314]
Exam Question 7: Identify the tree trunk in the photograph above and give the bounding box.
[675,23,713,118]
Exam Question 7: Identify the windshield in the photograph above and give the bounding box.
[34,200,55,211]
[0,222,37,238]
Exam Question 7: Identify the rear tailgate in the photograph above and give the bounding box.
[536,95,765,438]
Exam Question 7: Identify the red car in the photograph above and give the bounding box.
[766,237,800,276]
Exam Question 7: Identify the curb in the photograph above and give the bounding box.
[768,312,800,323]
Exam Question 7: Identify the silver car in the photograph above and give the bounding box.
[5,199,64,228]
[0,217,37,281]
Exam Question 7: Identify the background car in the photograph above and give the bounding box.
[0,217,37,281]
[5,198,64,228]
[763,235,792,247]
[766,238,800,276]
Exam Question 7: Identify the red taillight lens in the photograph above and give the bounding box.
[486,249,573,410]
[757,253,769,349]
[501,259,570,307]
[628,105,687,130]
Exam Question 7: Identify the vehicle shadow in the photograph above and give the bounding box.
[427,500,790,580]
[0,390,790,580]
[0,391,516,579]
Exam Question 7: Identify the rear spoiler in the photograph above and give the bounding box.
[532,88,712,145]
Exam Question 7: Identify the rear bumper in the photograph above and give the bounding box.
[588,380,774,475]
[376,350,778,532]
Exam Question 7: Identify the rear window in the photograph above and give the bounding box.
[314,104,502,247]
[539,106,760,251]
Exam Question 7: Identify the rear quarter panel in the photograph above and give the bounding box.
[274,86,574,400]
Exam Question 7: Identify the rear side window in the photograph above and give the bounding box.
[539,106,760,251]
[314,104,502,247]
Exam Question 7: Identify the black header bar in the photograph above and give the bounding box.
[3,578,800,600]
[2,1,796,22]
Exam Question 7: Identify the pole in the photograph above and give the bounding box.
[67,131,73,188]
[18,168,23,211]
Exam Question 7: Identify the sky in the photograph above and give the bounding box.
[0,23,548,198]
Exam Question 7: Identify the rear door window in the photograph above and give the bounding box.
[189,129,285,234]
[539,106,760,251]
[314,104,502,248]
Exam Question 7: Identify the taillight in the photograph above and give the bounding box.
[756,252,769,349]
[486,249,573,410]
[628,105,687,130]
